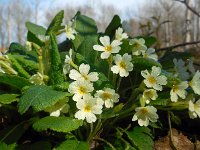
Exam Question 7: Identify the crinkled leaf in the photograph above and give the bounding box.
[8,42,27,55]
[75,14,97,35]
[46,10,64,35]
[49,33,64,85]
[0,94,19,104]
[0,73,31,90]
[54,140,89,150]
[26,22,46,36]
[127,127,154,150]
[33,116,83,133]
[18,85,70,114]
[8,54,31,78]
[12,55,38,74]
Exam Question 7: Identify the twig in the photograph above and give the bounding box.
[175,0,200,17]
[156,40,200,51]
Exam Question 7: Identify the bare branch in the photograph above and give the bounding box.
[175,0,200,17]
[156,40,200,51]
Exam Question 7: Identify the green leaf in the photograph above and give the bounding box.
[33,116,83,133]
[76,35,99,64]
[75,14,97,35]
[0,94,19,104]
[170,112,181,125]
[16,141,51,150]
[119,39,133,55]
[141,36,156,47]
[8,42,27,55]
[8,54,31,78]
[54,140,89,150]
[105,15,121,38]
[49,33,65,85]
[26,22,46,36]
[132,57,161,72]
[159,51,192,69]
[18,85,70,114]
[53,82,69,92]
[73,34,85,50]
[12,55,38,74]
[0,73,31,90]
[150,92,170,106]
[46,10,64,35]
[127,127,154,150]
[0,142,16,150]
[27,31,44,47]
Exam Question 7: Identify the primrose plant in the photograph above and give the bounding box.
[0,10,200,150]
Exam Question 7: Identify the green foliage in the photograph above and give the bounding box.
[27,31,44,47]
[26,22,46,36]
[132,57,162,72]
[0,73,31,90]
[8,42,27,55]
[33,116,83,133]
[140,36,156,47]
[46,10,64,35]
[160,51,192,69]
[8,54,31,78]
[119,39,133,55]
[75,35,99,65]
[1,9,199,150]
[75,14,97,35]
[127,127,154,150]
[54,140,89,150]
[105,15,121,38]
[12,55,38,74]
[0,94,19,104]
[48,33,64,85]
[18,85,70,114]
[0,142,16,150]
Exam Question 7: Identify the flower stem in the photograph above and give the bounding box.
[116,76,122,92]
[93,137,116,150]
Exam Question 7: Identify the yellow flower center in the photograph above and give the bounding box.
[147,76,156,84]
[105,45,112,52]
[172,85,179,92]
[140,108,149,115]
[144,90,153,98]
[188,81,192,87]
[102,92,112,100]
[82,74,88,80]
[143,53,148,58]
[78,86,86,95]
[84,105,91,112]
[119,61,126,69]
[133,42,140,49]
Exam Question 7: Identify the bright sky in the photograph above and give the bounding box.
[36,0,147,20]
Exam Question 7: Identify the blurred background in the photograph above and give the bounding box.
[0,0,200,54]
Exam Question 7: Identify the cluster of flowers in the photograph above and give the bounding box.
[62,20,200,126]
[19,18,199,126]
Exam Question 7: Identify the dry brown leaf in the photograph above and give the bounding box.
[154,128,195,150]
